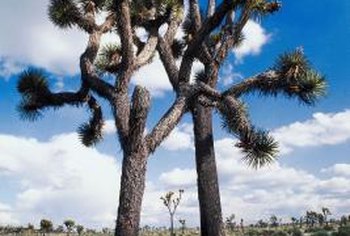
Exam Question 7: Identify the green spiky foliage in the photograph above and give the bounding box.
[237,129,279,169]
[274,49,327,105]
[249,0,282,18]
[194,69,208,83]
[271,49,326,104]
[95,44,122,74]
[77,99,104,147]
[17,69,50,120]
[130,0,182,28]
[218,98,278,168]
[227,48,326,105]
[48,0,81,28]
[171,39,185,59]
[77,0,113,12]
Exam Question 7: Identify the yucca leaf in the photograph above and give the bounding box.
[17,69,49,96]
[48,0,81,28]
[237,128,279,169]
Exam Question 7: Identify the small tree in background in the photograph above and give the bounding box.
[40,219,53,235]
[322,207,331,225]
[64,219,75,233]
[161,189,184,236]
[178,219,186,235]
[270,215,279,227]
[225,214,236,232]
[76,225,84,235]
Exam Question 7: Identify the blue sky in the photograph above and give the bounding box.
[0,0,350,229]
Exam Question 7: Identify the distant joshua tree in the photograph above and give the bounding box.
[161,189,184,236]
[321,207,331,225]
[76,225,84,235]
[270,215,279,227]
[225,214,236,232]
[178,219,186,235]
[64,219,75,233]
[40,219,53,235]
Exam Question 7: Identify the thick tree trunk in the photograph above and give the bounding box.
[115,149,148,236]
[192,104,225,236]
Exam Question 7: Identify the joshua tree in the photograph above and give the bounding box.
[179,219,186,235]
[76,225,84,235]
[40,219,53,235]
[183,1,326,235]
[225,214,236,232]
[64,219,75,233]
[161,189,184,236]
[16,0,244,235]
[322,207,331,225]
[270,215,279,227]
[17,1,326,235]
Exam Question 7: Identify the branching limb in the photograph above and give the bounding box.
[217,95,279,168]
[129,86,151,153]
[146,96,188,153]
[78,95,104,147]
[135,29,159,68]
[223,49,326,105]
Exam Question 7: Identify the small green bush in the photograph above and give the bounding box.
[271,231,289,236]
[291,228,303,236]
[332,226,350,236]
[323,225,334,231]
[311,230,329,236]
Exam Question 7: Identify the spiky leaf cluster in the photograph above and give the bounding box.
[95,44,122,74]
[218,97,278,168]
[17,69,50,120]
[77,98,104,146]
[171,39,185,59]
[237,128,279,169]
[131,0,182,28]
[273,48,326,104]
[249,0,281,18]
[48,0,81,28]
[77,0,113,12]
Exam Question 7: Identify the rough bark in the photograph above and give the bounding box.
[192,104,225,236]
[115,149,148,236]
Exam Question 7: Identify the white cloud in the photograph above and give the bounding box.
[132,54,204,97]
[103,120,116,135]
[159,168,196,187]
[0,0,88,76]
[233,20,270,61]
[159,136,350,225]
[0,1,120,78]
[321,164,350,177]
[0,133,120,228]
[273,110,350,154]
[161,123,193,151]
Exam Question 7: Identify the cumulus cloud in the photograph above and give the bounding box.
[0,133,120,228]
[273,110,350,154]
[159,168,197,187]
[233,20,270,61]
[321,164,350,177]
[0,0,120,78]
[159,136,350,224]
[161,123,194,151]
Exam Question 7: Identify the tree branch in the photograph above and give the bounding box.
[146,96,188,153]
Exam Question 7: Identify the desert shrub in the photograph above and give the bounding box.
[245,229,260,236]
[332,226,350,236]
[272,231,289,236]
[305,227,324,233]
[311,230,329,236]
[290,228,303,236]
[323,225,334,231]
